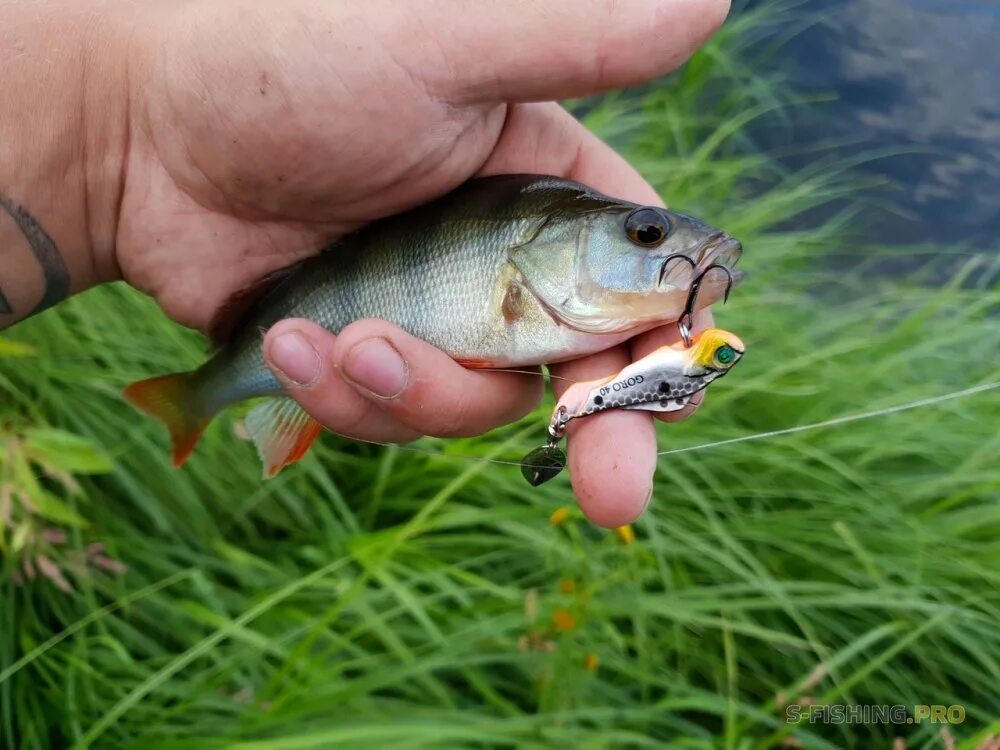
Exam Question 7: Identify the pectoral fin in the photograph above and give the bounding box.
[501,281,527,324]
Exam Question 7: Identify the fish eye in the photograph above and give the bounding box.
[625,208,670,247]
[714,344,736,366]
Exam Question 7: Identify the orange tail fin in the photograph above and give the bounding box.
[123,373,209,467]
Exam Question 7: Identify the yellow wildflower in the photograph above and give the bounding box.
[549,507,570,526]
[614,524,635,545]
[552,608,576,632]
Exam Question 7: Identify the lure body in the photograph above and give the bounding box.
[556,328,745,421]
[522,329,745,486]
[124,175,742,476]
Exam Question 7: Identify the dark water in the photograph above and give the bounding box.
[747,0,999,248]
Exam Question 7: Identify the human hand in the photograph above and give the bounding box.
[119,0,729,525]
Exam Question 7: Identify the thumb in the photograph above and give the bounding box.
[395,0,731,103]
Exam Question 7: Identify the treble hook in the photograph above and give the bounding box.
[657,253,697,287]
[677,262,735,346]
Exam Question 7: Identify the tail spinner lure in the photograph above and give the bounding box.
[520,328,745,485]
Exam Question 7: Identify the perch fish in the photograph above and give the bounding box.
[123,174,743,476]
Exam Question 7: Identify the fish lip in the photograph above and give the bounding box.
[692,232,744,300]
[695,232,743,270]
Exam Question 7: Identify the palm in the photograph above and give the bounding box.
[116,5,515,330]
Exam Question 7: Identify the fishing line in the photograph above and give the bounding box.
[353,380,1000,468]
[487,368,577,384]
[656,380,1000,456]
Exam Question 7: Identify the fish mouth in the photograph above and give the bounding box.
[656,232,744,292]
[696,231,742,271]
[694,232,744,299]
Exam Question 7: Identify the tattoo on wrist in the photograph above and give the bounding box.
[0,194,70,325]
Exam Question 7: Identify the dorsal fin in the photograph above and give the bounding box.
[207,262,304,344]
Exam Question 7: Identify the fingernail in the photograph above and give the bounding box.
[342,337,408,399]
[268,331,321,386]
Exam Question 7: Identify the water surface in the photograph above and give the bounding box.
[748,0,999,248]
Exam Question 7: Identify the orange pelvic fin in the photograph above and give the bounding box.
[123,373,209,467]
[455,358,496,369]
[245,397,323,478]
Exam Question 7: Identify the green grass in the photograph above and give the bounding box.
[2,6,999,749]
